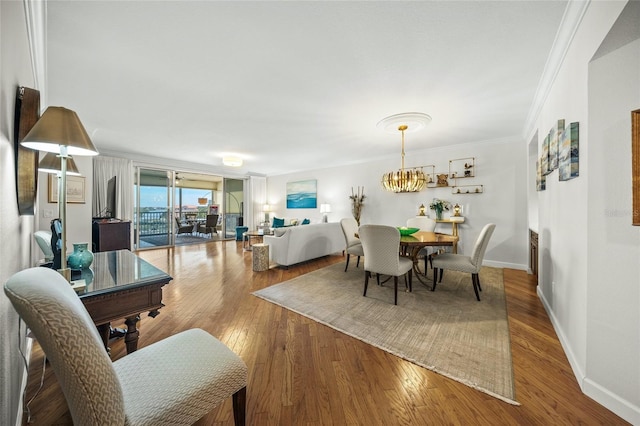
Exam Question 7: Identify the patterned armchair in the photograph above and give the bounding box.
[4,267,248,425]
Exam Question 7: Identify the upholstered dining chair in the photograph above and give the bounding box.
[431,223,496,301]
[34,230,54,262]
[406,216,437,271]
[198,214,219,238]
[340,217,364,272]
[4,267,248,425]
[359,225,413,305]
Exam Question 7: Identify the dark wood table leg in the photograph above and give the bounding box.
[124,315,140,354]
[97,323,111,355]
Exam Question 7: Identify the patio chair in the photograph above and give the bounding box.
[198,214,219,238]
[175,217,194,235]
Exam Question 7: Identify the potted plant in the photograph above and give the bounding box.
[429,198,450,220]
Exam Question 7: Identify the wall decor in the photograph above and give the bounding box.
[449,157,475,179]
[541,133,551,175]
[451,184,484,194]
[436,173,449,187]
[558,122,579,181]
[48,174,86,203]
[536,159,546,191]
[13,86,40,215]
[286,179,317,209]
[548,119,565,172]
[632,109,640,225]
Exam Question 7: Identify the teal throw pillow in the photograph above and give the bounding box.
[301,218,310,225]
[272,217,285,228]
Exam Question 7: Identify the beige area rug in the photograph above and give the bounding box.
[253,262,518,404]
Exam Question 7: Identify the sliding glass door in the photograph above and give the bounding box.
[134,168,174,250]
[223,178,244,239]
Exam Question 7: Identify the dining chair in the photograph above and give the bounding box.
[340,217,364,272]
[359,224,413,305]
[198,214,219,238]
[4,267,248,425]
[431,223,496,301]
[34,230,54,262]
[406,216,437,271]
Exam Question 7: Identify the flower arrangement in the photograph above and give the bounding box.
[349,186,365,225]
[429,198,450,220]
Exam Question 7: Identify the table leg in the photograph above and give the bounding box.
[124,315,140,354]
[408,247,435,289]
[97,323,111,353]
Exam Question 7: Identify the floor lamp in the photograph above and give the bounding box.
[21,107,99,281]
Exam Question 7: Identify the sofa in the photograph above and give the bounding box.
[263,222,344,267]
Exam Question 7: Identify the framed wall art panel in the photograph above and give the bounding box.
[14,86,40,215]
[286,179,317,209]
[48,174,86,204]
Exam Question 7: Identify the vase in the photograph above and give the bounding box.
[67,243,94,269]
[435,209,443,220]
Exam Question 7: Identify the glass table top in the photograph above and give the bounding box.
[75,250,172,297]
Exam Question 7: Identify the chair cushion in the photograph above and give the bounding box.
[431,253,478,273]
[114,328,247,426]
[346,242,364,257]
[272,217,285,228]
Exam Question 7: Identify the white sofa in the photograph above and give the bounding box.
[263,222,344,267]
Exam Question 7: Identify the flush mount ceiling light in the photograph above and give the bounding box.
[378,113,431,193]
[223,156,243,167]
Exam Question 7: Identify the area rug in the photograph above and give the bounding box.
[139,234,221,247]
[253,262,518,404]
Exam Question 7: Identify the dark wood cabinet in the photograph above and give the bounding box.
[92,221,131,252]
[529,229,538,277]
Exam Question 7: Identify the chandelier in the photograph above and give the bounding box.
[379,113,431,193]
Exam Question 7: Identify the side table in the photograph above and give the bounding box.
[252,243,270,271]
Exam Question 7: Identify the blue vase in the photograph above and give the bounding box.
[67,243,94,269]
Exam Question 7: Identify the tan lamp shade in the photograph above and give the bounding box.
[20,106,99,156]
[38,152,81,175]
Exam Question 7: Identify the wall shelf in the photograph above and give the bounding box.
[449,157,475,179]
[451,184,483,194]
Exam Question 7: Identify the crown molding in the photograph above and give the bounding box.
[522,0,591,140]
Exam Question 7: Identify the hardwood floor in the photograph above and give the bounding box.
[22,241,627,425]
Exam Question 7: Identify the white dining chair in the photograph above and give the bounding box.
[431,223,496,301]
[340,217,364,272]
[359,224,413,305]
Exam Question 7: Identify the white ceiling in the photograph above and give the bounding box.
[45,1,568,177]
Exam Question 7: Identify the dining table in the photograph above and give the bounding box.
[400,231,459,287]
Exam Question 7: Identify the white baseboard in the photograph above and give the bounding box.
[583,378,640,425]
[15,336,33,426]
[537,287,639,425]
[483,260,526,270]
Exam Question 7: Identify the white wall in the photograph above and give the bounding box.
[530,1,639,423]
[35,155,94,253]
[267,137,528,270]
[0,2,37,425]
[586,25,640,422]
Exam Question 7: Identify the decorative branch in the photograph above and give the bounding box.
[349,186,365,225]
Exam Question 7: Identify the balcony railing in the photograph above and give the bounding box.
[138,209,236,236]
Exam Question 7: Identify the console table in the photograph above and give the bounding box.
[436,217,465,237]
[76,250,172,354]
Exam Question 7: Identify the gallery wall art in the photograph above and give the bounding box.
[558,122,579,181]
[286,179,317,209]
